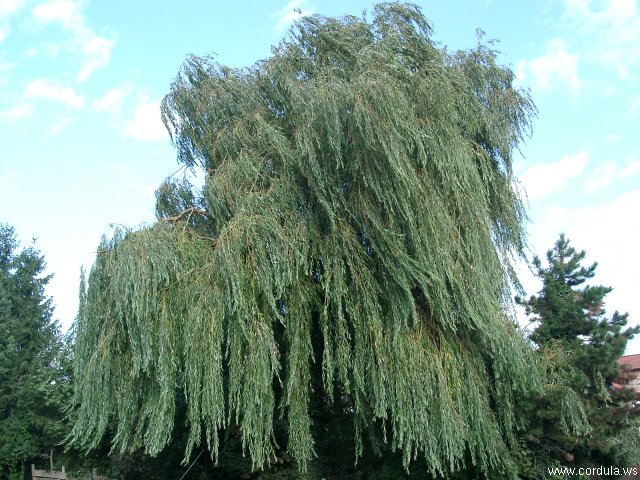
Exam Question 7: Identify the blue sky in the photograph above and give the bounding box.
[1,0,639,351]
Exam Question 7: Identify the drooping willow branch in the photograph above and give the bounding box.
[70,4,557,478]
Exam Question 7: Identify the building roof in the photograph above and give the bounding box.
[618,354,640,371]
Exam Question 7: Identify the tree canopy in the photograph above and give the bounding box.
[0,223,68,479]
[72,3,541,477]
[517,235,639,472]
[523,234,635,379]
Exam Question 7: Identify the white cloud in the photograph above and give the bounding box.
[582,160,617,192]
[516,39,582,93]
[0,103,33,121]
[520,151,589,201]
[77,34,114,82]
[92,84,132,114]
[0,25,9,43]
[32,0,116,82]
[24,77,84,109]
[48,114,73,135]
[581,150,640,192]
[273,0,313,32]
[562,0,640,80]
[0,0,18,44]
[94,86,169,142]
[32,0,78,27]
[619,161,640,178]
[123,97,167,142]
[517,0,640,95]
[565,0,637,33]
[0,0,25,17]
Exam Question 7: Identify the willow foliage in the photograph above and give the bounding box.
[72,3,541,477]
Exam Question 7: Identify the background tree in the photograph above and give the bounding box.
[0,223,70,479]
[71,3,547,478]
[517,234,639,474]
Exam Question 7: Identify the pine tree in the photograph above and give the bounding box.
[0,224,69,479]
[521,234,637,385]
[71,4,544,477]
[517,234,639,471]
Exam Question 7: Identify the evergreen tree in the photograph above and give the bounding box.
[517,234,639,472]
[71,4,545,477]
[0,224,69,479]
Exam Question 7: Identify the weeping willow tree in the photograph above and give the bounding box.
[72,3,543,477]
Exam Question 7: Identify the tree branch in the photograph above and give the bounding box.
[162,207,210,223]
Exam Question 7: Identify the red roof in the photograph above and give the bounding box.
[618,354,640,371]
